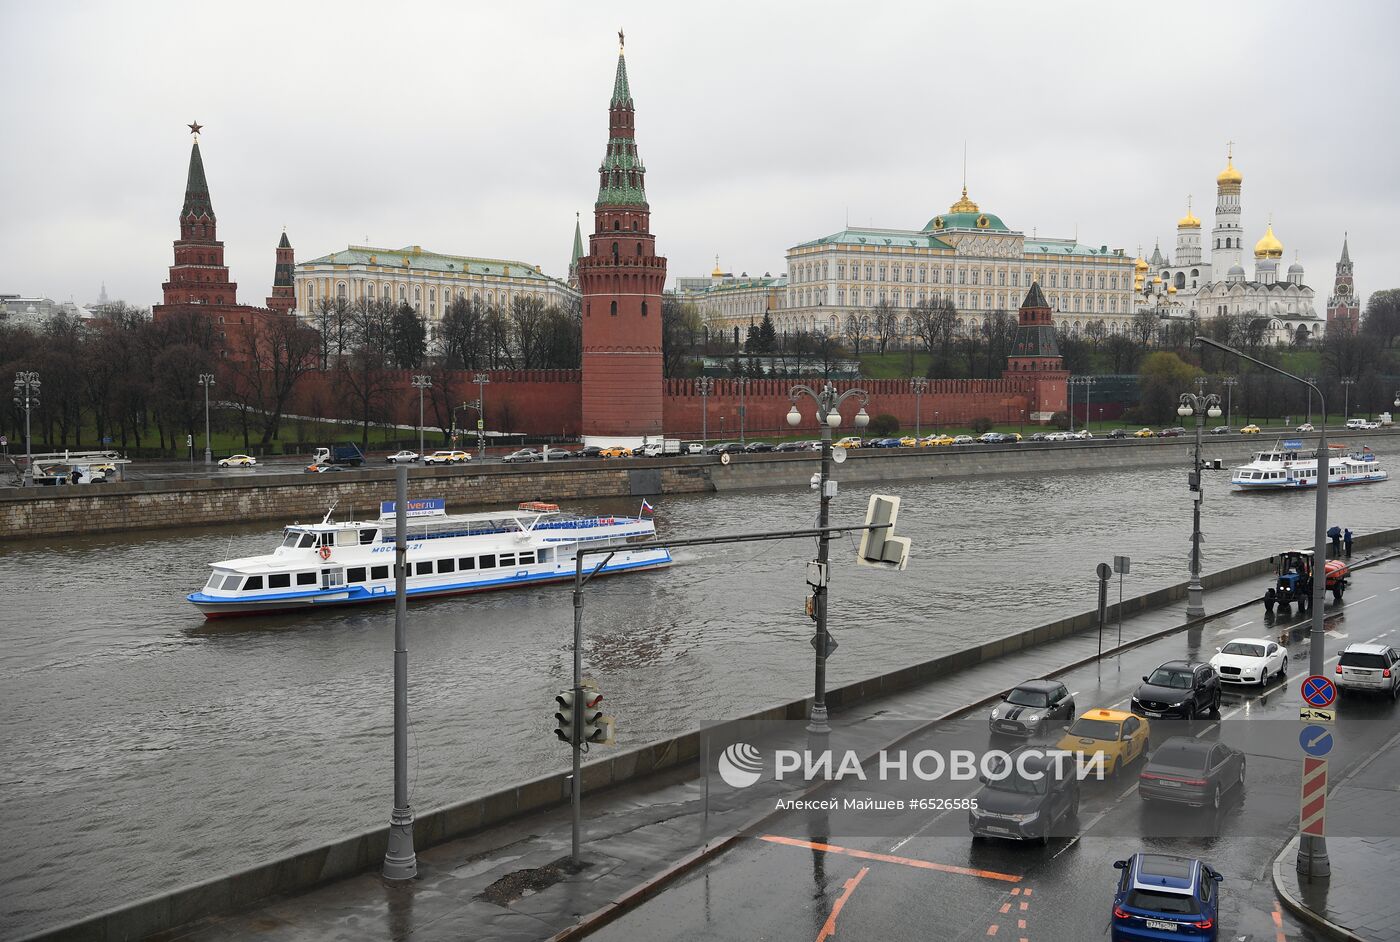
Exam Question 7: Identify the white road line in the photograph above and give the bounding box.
[889,806,958,853]
[1232,621,1254,631]
[1389,586,1400,592]
[1349,594,1377,605]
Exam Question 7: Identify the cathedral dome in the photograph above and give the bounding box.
[1217,158,1242,187]
[1288,260,1304,274]
[1177,199,1201,229]
[1253,224,1283,259]
[1134,255,1149,273]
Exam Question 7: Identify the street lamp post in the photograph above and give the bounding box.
[910,377,928,438]
[198,373,215,464]
[472,373,490,459]
[1195,336,1329,879]
[738,378,748,446]
[1222,376,1238,428]
[933,411,940,434]
[697,377,714,446]
[12,371,39,486]
[411,374,431,455]
[1304,376,1316,426]
[786,383,869,734]
[1340,377,1354,422]
[1176,390,1222,618]
[1070,376,1096,433]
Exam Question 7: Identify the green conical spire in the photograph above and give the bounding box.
[611,50,631,105]
[182,138,215,219]
[570,213,584,269]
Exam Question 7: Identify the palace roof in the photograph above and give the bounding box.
[302,245,567,283]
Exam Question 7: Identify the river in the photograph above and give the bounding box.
[1,463,1395,936]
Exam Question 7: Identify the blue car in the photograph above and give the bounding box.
[870,437,902,448]
[1111,853,1221,941]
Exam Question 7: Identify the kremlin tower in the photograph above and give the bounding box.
[575,34,668,446]
[1326,236,1360,334]
[267,231,296,314]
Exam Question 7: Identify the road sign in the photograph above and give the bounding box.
[1283,438,1303,450]
[1299,725,1334,756]
[1,436,7,446]
[476,419,484,430]
[1097,562,1112,581]
[1299,708,1335,724]
[810,632,838,658]
[1301,675,1337,708]
[1113,555,1130,575]
[1300,756,1327,836]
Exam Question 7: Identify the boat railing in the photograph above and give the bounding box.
[381,513,645,544]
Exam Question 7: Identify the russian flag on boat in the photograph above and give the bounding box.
[639,499,655,515]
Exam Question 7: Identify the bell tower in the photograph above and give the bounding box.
[576,33,667,446]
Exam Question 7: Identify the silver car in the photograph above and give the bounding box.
[989,680,1076,737]
[1336,643,1400,701]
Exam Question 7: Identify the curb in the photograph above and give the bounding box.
[546,550,1400,941]
[1270,836,1367,942]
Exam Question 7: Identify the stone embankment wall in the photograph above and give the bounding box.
[3,431,1394,540]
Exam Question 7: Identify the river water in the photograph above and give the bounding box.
[2,461,1396,936]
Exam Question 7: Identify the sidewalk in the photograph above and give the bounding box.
[1274,729,1400,942]
[58,544,1397,942]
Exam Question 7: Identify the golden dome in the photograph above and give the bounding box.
[1253,223,1283,259]
[1152,274,1163,285]
[711,254,724,277]
[1167,284,1178,294]
[949,185,979,214]
[1177,197,1200,229]
[1217,157,1242,187]
[1134,255,1149,273]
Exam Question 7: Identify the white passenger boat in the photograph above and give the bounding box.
[187,499,671,618]
[1230,442,1386,491]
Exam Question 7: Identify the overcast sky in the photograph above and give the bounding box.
[3,1,1397,310]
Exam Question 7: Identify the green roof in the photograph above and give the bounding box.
[611,53,631,105]
[794,227,955,251]
[302,245,568,284]
[922,211,1009,233]
[1022,238,1127,259]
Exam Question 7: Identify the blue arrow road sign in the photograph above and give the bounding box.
[1300,725,1333,757]
[1302,675,1337,707]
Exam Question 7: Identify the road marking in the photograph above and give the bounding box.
[999,902,1011,914]
[1350,594,1376,605]
[986,926,998,936]
[889,804,961,852]
[1389,586,1399,592]
[760,834,1021,883]
[815,865,869,942]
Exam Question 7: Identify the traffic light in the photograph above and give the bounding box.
[579,685,615,745]
[858,494,911,570]
[553,690,576,745]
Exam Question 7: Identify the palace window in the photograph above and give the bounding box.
[958,269,966,284]
[1000,271,1007,286]
[1098,274,1105,289]
[879,264,886,281]
[1074,273,1081,288]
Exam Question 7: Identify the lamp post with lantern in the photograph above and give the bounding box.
[198,373,215,464]
[786,382,869,734]
[1178,389,1223,618]
[909,377,928,438]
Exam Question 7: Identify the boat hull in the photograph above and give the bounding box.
[1231,471,1387,491]
[189,553,672,619]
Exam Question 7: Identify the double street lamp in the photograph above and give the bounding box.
[411,374,432,456]
[1176,390,1222,618]
[12,371,39,486]
[1340,377,1354,422]
[786,383,869,734]
[910,377,928,438]
[697,377,715,446]
[198,373,215,464]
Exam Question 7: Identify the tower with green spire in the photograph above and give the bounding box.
[568,213,584,288]
[577,35,667,445]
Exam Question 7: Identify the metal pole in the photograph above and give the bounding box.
[810,408,833,734]
[739,380,746,446]
[1187,409,1205,618]
[1193,337,1329,878]
[1069,379,1075,433]
[571,552,584,866]
[383,462,417,879]
[200,375,214,465]
[24,393,33,487]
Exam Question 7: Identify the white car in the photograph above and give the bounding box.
[218,454,257,468]
[1336,643,1400,700]
[1045,431,1072,442]
[1074,429,1094,440]
[1209,637,1287,686]
[1296,423,1314,432]
[422,450,471,465]
[386,450,419,463]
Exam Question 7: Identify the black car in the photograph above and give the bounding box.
[1131,661,1220,720]
[968,746,1080,844]
[989,679,1076,737]
[707,441,742,455]
[577,446,603,459]
[774,441,807,452]
[502,448,541,463]
[1209,426,1232,435]
[1139,736,1245,809]
[744,441,774,453]
[1107,428,1128,439]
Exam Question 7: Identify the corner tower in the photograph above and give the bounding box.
[1326,235,1360,334]
[161,124,239,307]
[576,35,667,446]
[267,230,296,314]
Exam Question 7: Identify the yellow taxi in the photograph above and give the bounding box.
[921,434,954,447]
[1240,424,1261,434]
[1055,708,1150,778]
[89,461,118,473]
[834,436,863,449]
[599,446,631,458]
[1133,427,1156,438]
[898,436,920,447]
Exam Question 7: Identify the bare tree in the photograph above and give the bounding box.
[225,314,321,445]
[843,313,868,356]
[873,302,899,354]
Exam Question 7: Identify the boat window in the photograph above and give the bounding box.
[269,574,291,589]
[206,573,222,589]
[222,575,244,591]
[296,572,317,586]
[300,534,316,549]
[282,531,301,548]
[518,551,535,565]
[480,554,496,569]
[371,565,389,580]
[319,532,333,547]
[538,548,552,562]
[359,529,378,545]
[499,553,516,567]
[347,567,367,583]
[459,557,475,571]
[415,561,433,576]
[437,559,455,574]
[245,576,264,591]
[335,529,356,546]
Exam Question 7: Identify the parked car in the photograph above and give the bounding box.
[1335,643,1400,700]
[599,446,631,458]
[303,462,344,473]
[1055,708,1149,779]
[968,745,1080,845]
[577,445,604,459]
[422,450,471,465]
[922,434,955,446]
[978,432,1004,444]
[1156,427,1184,437]
[1028,432,1050,442]
[1107,428,1128,439]
[1074,429,1094,440]
[706,441,743,455]
[683,442,705,454]
[502,448,541,463]
[1134,428,1156,438]
[1209,638,1286,686]
[1296,422,1315,432]
[988,680,1076,738]
[1002,432,1022,443]
[540,448,572,461]
[951,435,975,445]
[1240,424,1261,434]
[218,454,257,468]
[834,436,863,449]
[1131,661,1220,720]
[867,437,901,448]
[1208,426,1232,435]
[744,441,774,453]
[386,450,419,463]
[774,441,806,452]
[1139,736,1245,810]
[1111,853,1223,941]
[1045,431,1072,442]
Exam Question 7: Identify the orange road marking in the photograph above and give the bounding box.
[1011,887,1022,895]
[1019,901,1028,911]
[986,926,998,936]
[1273,903,1286,942]
[999,903,1011,914]
[1021,888,1032,896]
[815,866,869,942]
[760,834,1021,883]
[1018,919,1027,929]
